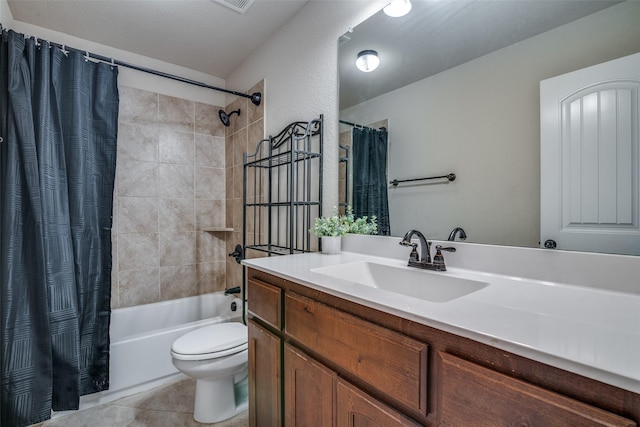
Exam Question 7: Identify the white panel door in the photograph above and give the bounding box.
[541,52,640,255]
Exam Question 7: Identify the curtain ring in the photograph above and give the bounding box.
[60,45,69,57]
[110,58,115,70]
[84,51,90,62]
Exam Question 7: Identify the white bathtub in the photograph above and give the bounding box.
[77,292,243,409]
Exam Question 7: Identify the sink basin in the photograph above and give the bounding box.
[311,262,488,303]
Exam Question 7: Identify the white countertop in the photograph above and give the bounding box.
[243,250,640,394]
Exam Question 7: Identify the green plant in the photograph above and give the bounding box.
[343,206,378,235]
[310,207,348,237]
[310,206,378,237]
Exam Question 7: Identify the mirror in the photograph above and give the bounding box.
[338,0,640,254]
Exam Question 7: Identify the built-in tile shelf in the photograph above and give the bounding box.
[204,228,234,232]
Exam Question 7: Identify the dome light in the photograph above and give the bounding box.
[383,0,412,17]
[355,50,380,72]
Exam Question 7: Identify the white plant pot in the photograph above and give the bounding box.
[321,236,342,255]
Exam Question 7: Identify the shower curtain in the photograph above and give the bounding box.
[352,127,390,235]
[0,29,119,426]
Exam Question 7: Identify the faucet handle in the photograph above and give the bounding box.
[432,245,456,271]
[400,240,420,263]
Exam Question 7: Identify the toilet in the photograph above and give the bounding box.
[171,322,249,423]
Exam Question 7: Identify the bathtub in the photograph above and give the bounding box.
[78,292,243,409]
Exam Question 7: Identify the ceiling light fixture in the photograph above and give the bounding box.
[383,0,412,17]
[356,50,380,72]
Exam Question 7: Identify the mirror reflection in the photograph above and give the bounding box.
[338,0,640,255]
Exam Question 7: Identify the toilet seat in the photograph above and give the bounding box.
[171,323,248,361]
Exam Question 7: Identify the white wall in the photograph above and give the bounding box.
[226,0,386,215]
[6,20,226,105]
[341,2,640,245]
[0,0,13,26]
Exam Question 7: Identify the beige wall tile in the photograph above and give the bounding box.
[195,134,224,168]
[158,163,194,198]
[232,165,243,200]
[117,160,158,197]
[232,198,243,230]
[118,123,158,162]
[232,130,247,167]
[159,232,196,266]
[118,268,160,307]
[113,85,254,309]
[119,233,159,271]
[119,197,158,234]
[158,198,194,232]
[195,102,225,137]
[247,119,263,155]
[225,135,234,169]
[160,264,198,300]
[159,94,194,133]
[111,234,119,309]
[196,231,226,263]
[195,167,225,200]
[196,199,225,230]
[198,261,226,293]
[119,87,158,125]
[225,167,234,202]
[159,129,194,165]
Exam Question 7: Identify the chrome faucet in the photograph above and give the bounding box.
[399,229,456,271]
[448,227,467,241]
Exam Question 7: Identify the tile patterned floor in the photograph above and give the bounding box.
[32,379,248,427]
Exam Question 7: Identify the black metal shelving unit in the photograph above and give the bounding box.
[243,115,323,258]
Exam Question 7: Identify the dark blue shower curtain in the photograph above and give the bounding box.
[0,29,119,426]
[352,127,390,235]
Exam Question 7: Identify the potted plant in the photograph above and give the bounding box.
[343,205,378,235]
[311,208,348,254]
[311,206,378,254]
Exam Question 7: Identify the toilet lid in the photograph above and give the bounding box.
[172,322,247,356]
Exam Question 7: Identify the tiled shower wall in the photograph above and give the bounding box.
[226,81,265,290]
[111,86,229,309]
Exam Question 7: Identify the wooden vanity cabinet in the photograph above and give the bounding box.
[438,352,635,427]
[247,269,640,427]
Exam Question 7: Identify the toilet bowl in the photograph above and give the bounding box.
[171,322,248,423]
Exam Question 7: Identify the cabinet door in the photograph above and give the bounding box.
[337,379,421,427]
[248,319,281,427]
[284,344,336,427]
[438,352,636,427]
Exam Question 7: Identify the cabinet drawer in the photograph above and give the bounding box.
[438,352,636,427]
[285,292,428,415]
[247,278,282,330]
[337,378,421,427]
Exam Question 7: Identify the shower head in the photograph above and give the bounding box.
[218,108,240,127]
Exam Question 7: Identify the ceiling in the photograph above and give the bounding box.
[7,0,309,78]
[339,0,621,109]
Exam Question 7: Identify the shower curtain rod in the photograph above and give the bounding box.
[0,23,262,106]
[339,119,385,131]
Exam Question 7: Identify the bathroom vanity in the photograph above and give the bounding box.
[244,236,640,426]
